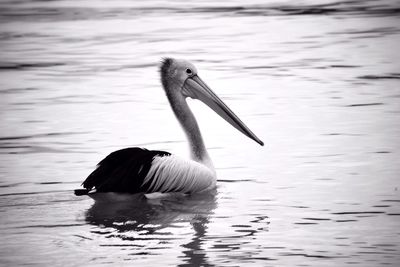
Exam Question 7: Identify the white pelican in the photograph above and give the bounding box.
[75,58,263,196]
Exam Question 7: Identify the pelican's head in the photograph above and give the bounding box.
[160,58,198,90]
[160,58,264,146]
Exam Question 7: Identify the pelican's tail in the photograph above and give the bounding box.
[74,188,90,196]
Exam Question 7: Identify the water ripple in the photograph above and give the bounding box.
[1,2,400,23]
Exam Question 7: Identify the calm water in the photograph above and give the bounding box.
[1,0,400,266]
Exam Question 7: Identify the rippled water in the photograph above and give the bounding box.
[1,0,400,266]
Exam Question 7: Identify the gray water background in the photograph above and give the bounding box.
[0,0,400,266]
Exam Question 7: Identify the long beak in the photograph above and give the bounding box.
[184,75,264,146]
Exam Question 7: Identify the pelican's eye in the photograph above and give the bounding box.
[186,68,192,75]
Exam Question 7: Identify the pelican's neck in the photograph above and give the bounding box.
[166,89,212,166]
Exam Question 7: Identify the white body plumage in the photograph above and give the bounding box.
[143,155,216,194]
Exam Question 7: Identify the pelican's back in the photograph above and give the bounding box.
[82,148,170,194]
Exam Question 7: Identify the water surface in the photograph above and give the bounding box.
[1,0,400,266]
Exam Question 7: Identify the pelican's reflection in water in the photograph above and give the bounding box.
[178,213,213,267]
[85,191,217,265]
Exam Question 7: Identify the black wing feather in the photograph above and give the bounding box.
[81,147,170,194]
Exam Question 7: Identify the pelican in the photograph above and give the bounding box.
[75,58,263,196]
